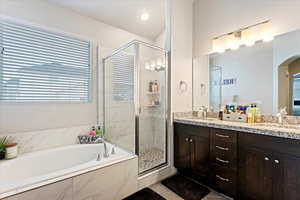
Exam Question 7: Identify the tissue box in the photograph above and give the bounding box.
[223,113,247,123]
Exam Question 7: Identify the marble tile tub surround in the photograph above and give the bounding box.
[174,112,300,140]
[0,125,92,154]
[4,157,138,200]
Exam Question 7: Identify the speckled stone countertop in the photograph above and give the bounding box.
[174,116,300,140]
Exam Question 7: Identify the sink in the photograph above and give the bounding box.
[253,123,300,129]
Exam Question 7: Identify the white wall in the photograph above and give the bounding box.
[0,0,153,134]
[171,0,194,112]
[210,42,274,114]
[193,0,300,110]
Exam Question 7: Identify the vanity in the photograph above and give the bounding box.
[174,117,300,200]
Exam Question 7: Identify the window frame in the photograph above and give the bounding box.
[0,16,93,104]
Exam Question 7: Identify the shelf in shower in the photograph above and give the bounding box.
[146,92,160,95]
[146,105,160,108]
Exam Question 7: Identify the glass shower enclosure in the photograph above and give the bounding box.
[102,40,168,175]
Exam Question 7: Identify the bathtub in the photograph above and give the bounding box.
[0,143,136,199]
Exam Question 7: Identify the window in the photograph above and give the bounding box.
[0,20,91,103]
[111,52,135,102]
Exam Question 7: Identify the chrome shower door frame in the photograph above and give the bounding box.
[102,40,169,176]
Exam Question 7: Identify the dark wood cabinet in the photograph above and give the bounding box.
[174,122,300,200]
[190,135,210,179]
[174,123,210,183]
[174,132,190,170]
[238,147,273,200]
[238,132,300,200]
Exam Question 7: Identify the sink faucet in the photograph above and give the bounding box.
[277,107,288,125]
[94,138,109,158]
[198,106,208,119]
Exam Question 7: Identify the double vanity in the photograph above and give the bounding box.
[174,115,300,200]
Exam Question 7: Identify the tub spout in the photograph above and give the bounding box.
[94,138,109,158]
[103,142,109,158]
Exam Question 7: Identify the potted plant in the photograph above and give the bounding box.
[0,136,7,160]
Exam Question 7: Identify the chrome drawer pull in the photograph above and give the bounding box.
[185,138,189,142]
[216,175,229,182]
[216,157,230,164]
[216,133,229,138]
[274,159,280,164]
[215,145,229,151]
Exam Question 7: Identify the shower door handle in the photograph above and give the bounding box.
[138,107,142,114]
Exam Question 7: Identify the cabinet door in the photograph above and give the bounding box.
[174,132,190,170]
[238,147,273,200]
[190,135,210,182]
[273,153,300,200]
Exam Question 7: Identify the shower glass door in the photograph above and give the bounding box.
[103,41,168,175]
[137,44,167,174]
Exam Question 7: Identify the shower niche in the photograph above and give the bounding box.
[103,40,168,175]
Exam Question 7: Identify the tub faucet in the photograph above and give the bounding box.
[94,138,109,158]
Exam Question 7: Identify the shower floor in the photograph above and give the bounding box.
[139,147,165,173]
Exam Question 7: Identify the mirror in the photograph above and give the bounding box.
[193,28,300,116]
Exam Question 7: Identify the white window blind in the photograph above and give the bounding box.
[0,20,91,102]
[111,52,134,102]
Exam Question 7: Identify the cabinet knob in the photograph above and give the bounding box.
[264,157,269,161]
[274,159,280,164]
[189,139,193,143]
[185,138,189,142]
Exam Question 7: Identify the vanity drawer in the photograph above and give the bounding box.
[211,165,237,197]
[211,150,237,169]
[211,128,237,144]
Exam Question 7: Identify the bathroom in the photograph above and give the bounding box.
[1,0,300,200]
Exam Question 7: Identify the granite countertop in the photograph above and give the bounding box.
[174,116,300,140]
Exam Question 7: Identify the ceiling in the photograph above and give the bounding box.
[45,0,165,40]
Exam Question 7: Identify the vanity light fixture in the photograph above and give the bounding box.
[212,20,273,53]
[212,37,225,53]
[226,32,241,50]
[241,28,255,46]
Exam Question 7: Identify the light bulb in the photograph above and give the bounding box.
[226,33,240,50]
[140,12,149,21]
[145,62,150,70]
[212,37,225,53]
[242,28,255,46]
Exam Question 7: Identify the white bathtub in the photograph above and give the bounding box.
[0,143,135,198]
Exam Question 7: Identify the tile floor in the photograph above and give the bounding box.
[149,183,232,200]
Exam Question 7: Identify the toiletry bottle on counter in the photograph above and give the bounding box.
[5,143,18,159]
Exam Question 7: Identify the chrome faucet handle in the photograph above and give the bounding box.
[279,107,287,115]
